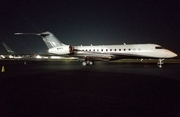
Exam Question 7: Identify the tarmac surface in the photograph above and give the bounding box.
[0,60,180,117]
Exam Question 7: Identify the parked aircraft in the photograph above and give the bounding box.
[15,31,177,67]
[2,43,21,59]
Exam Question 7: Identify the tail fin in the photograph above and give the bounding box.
[40,31,66,48]
[15,31,66,49]
[2,43,15,54]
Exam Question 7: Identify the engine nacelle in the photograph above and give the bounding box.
[48,45,74,55]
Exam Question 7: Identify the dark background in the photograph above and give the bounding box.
[0,0,179,55]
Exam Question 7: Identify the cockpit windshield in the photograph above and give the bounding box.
[155,46,164,49]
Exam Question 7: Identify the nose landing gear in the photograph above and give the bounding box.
[157,58,164,68]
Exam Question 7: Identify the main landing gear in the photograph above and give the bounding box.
[157,58,164,68]
[82,60,94,66]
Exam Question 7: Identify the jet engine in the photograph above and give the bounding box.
[48,45,74,55]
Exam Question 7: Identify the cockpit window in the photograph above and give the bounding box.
[155,46,164,49]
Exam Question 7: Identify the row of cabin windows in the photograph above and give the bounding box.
[81,48,141,52]
[80,46,163,52]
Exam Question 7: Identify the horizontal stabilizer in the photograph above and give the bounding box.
[14,31,51,36]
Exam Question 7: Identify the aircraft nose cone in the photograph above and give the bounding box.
[170,52,177,57]
[172,53,177,57]
[164,50,177,58]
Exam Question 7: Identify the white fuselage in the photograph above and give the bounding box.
[75,44,176,58]
[48,44,177,59]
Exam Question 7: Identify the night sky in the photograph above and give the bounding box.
[0,0,179,55]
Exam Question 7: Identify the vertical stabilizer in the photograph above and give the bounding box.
[14,31,66,49]
[2,43,15,54]
[39,31,66,48]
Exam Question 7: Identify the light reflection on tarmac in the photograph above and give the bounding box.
[1,60,179,80]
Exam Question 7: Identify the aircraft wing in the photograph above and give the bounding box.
[73,51,115,61]
[65,50,154,60]
[39,50,116,61]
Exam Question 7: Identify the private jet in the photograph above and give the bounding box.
[15,31,177,67]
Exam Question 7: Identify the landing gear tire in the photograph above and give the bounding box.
[159,64,162,68]
[82,61,87,66]
[89,61,94,65]
[82,60,94,66]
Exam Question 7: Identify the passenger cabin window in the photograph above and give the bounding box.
[57,48,62,50]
